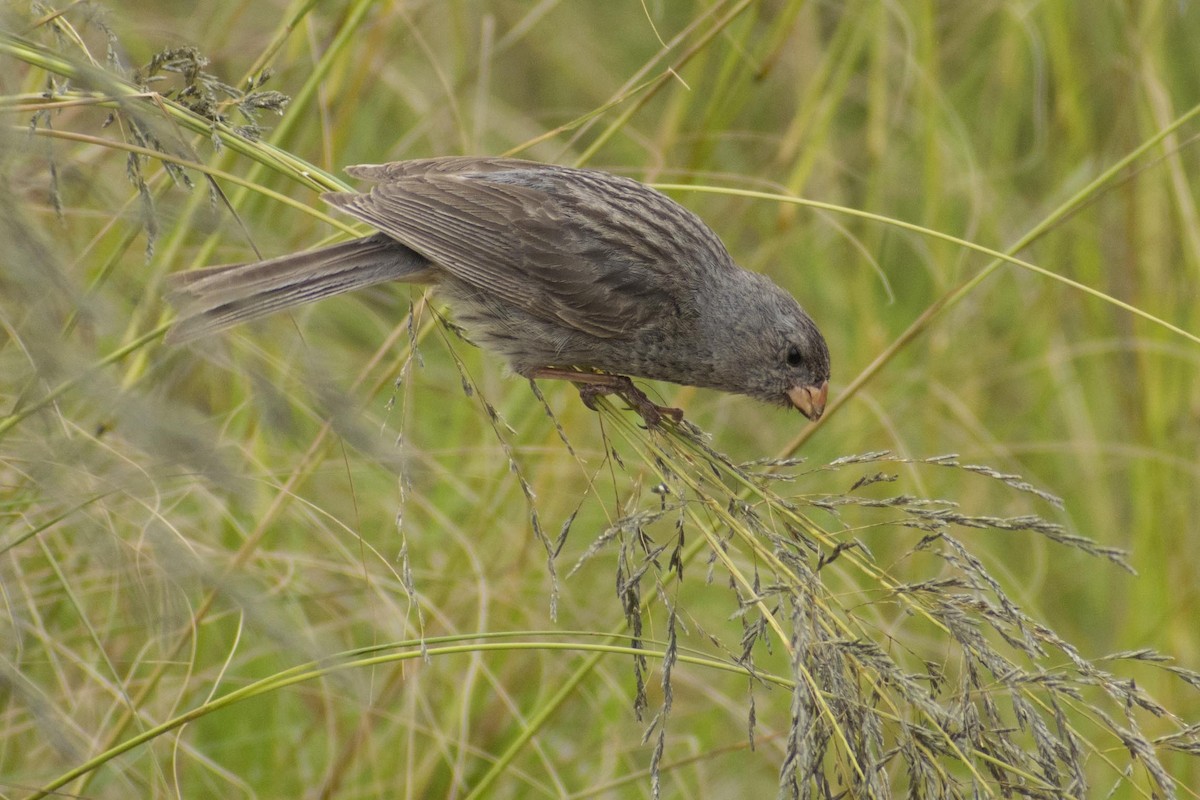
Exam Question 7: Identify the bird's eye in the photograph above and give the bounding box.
[786,345,803,367]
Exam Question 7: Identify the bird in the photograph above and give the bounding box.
[166,157,830,425]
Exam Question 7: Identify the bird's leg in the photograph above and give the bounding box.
[526,368,684,427]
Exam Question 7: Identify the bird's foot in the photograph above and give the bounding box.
[577,376,684,427]
[528,368,683,427]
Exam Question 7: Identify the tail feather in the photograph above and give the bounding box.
[166,234,432,344]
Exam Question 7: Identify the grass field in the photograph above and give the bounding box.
[2,2,1199,797]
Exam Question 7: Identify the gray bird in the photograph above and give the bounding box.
[167,157,830,424]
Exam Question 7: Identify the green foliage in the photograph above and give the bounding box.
[2,2,1199,798]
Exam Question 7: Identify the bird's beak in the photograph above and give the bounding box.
[787,381,828,421]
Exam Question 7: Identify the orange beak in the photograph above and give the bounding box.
[787,381,828,421]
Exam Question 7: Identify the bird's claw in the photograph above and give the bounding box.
[577,376,683,428]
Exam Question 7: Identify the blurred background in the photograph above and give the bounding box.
[2,1,1198,797]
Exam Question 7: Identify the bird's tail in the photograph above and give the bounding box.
[165,233,431,344]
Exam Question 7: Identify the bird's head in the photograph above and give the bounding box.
[714,272,830,420]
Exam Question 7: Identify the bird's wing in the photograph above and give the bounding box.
[323,160,714,338]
